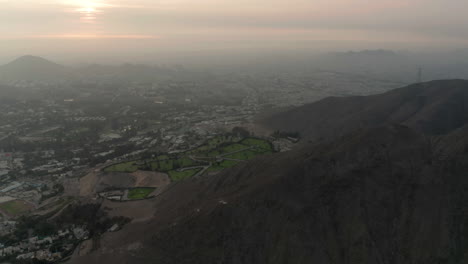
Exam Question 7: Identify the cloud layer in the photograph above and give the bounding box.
[1,0,467,61]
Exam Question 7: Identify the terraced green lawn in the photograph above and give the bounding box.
[206,150,221,157]
[103,136,273,181]
[177,157,198,167]
[206,135,233,147]
[220,143,249,154]
[127,188,156,200]
[224,150,259,160]
[168,168,202,182]
[151,159,174,171]
[241,138,273,152]
[104,161,140,173]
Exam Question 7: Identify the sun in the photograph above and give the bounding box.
[65,0,100,12]
[77,6,96,13]
[66,0,102,22]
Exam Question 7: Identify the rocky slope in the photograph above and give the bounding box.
[264,79,468,141]
[68,80,468,264]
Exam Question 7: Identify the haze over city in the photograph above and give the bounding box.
[3,1,468,264]
[1,0,468,63]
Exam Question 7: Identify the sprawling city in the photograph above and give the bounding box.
[0,56,408,262]
[3,0,468,263]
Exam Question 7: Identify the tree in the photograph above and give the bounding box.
[232,127,250,138]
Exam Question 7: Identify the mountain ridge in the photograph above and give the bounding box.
[66,79,468,264]
[0,55,72,83]
[0,55,182,84]
[67,124,468,264]
[4,55,62,68]
[264,79,468,141]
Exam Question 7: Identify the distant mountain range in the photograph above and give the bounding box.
[2,52,468,85]
[331,49,399,57]
[0,55,73,83]
[0,55,181,84]
[67,80,468,264]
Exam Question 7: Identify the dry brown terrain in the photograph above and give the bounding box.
[79,168,170,197]
[102,199,156,223]
[132,171,170,188]
[79,169,102,197]
[264,80,468,141]
[66,81,468,264]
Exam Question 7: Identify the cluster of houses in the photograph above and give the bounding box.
[0,226,89,262]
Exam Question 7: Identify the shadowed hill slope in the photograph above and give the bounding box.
[265,80,468,141]
[68,124,468,264]
[67,80,468,264]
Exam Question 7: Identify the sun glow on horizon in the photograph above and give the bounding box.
[2,0,468,52]
[33,34,160,39]
[76,6,96,13]
[68,1,102,23]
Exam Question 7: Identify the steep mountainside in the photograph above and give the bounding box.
[68,124,468,264]
[67,80,468,264]
[264,80,468,141]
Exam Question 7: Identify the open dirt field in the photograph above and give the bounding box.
[132,171,170,188]
[102,198,156,223]
[80,169,170,197]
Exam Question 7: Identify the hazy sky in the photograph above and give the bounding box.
[1,0,468,63]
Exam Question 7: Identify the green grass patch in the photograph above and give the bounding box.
[208,160,240,172]
[206,150,221,157]
[103,137,272,176]
[224,150,259,160]
[200,143,249,157]
[0,200,33,216]
[159,160,174,171]
[220,160,240,168]
[110,157,201,173]
[206,136,229,146]
[220,143,249,154]
[175,157,198,167]
[168,168,202,182]
[150,159,174,171]
[104,161,139,173]
[127,188,156,200]
[241,138,273,152]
